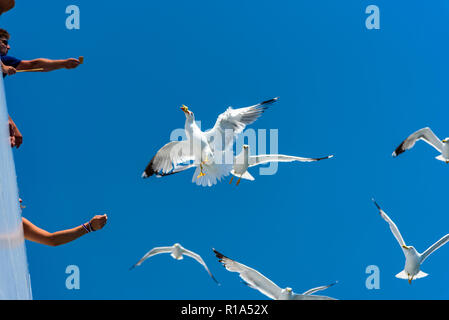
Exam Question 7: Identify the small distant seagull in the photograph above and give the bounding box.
[131,243,219,284]
[392,127,449,162]
[229,145,333,185]
[142,97,279,187]
[372,199,449,284]
[213,249,337,300]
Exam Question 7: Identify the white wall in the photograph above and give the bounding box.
[0,75,32,300]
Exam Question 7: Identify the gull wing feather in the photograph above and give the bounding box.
[372,199,407,253]
[420,234,449,263]
[213,249,282,300]
[155,163,196,177]
[142,140,195,178]
[205,98,278,152]
[393,127,443,157]
[180,247,220,284]
[130,246,174,270]
[292,293,336,300]
[302,281,338,295]
[248,154,333,167]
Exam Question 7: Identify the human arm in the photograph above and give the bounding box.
[8,115,22,148]
[17,57,81,72]
[22,214,108,247]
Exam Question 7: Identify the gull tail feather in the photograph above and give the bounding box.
[192,162,232,187]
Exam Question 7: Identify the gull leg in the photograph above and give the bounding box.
[196,163,206,179]
[236,178,241,186]
[229,176,234,184]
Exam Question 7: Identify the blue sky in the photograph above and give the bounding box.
[2,0,449,299]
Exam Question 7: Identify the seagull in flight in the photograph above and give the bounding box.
[229,145,333,185]
[142,97,279,186]
[130,243,219,284]
[213,249,337,300]
[392,127,449,163]
[372,199,449,284]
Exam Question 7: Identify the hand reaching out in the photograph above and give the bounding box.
[9,116,22,148]
[89,214,108,231]
[64,58,81,69]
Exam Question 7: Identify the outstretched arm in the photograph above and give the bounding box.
[22,214,107,247]
[17,57,81,72]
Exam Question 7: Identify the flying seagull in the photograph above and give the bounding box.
[372,199,449,284]
[392,127,449,162]
[142,97,279,186]
[130,243,219,284]
[229,145,334,185]
[213,249,337,300]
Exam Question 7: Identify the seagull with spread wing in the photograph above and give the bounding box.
[213,249,337,300]
[392,127,449,163]
[372,199,449,284]
[229,144,334,185]
[142,97,279,186]
[130,243,219,284]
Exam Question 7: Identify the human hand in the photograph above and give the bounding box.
[64,58,81,69]
[89,214,108,231]
[8,117,22,148]
[3,65,16,76]
[0,0,15,15]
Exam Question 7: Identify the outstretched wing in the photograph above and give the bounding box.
[393,127,443,157]
[420,234,449,263]
[302,281,338,295]
[204,97,278,152]
[213,249,282,300]
[372,199,407,254]
[292,293,336,300]
[130,246,173,270]
[248,154,333,167]
[181,247,220,284]
[142,140,194,178]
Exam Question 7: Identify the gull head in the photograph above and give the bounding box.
[443,138,449,144]
[180,105,194,119]
[402,245,418,255]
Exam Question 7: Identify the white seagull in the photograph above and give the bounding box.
[142,97,279,186]
[229,145,334,185]
[213,249,337,300]
[392,127,449,163]
[372,199,449,284]
[130,243,219,284]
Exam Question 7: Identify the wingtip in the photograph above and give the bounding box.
[371,198,381,211]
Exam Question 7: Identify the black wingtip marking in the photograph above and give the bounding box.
[142,155,157,179]
[393,141,405,157]
[372,198,381,210]
[260,97,279,106]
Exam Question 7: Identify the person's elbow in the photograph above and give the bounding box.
[46,234,63,247]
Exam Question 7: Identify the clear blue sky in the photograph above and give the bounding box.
[2,0,449,299]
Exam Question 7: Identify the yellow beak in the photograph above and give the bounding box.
[180,105,189,113]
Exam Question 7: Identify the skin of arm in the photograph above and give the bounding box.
[22,214,108,247]
[17,58,81,72]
